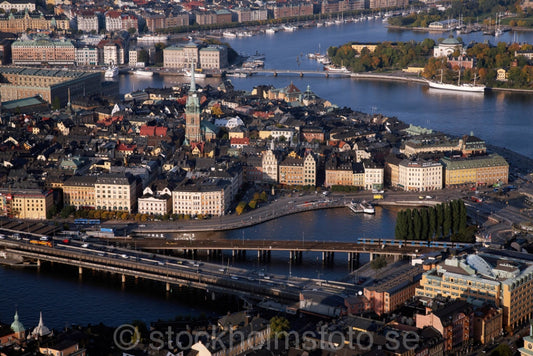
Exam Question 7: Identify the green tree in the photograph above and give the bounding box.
[370,256,388,271]
[459,199,468,233]
[436,203,444,238]
[270,316,290,338]
[443,203,452,237]
[428,206,437,240]
[490,343,513,356]
[413,209,422,240]
[138,49,149,65]
[452,199,460,234]
[421,208,429,240]
[406,209,414,239]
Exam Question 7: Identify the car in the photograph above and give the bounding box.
[231,276,239,280]
[0,234,5,240]
[62,239,70,244]
[120,254,128,259]
[81,243,89,248]
[12,233,20,240]
[425,196,433,199]
[218,268,225,272]
[40,236,49,241]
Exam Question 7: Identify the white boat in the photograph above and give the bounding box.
[104,65,118,78]
[226,72,248,78]
[282,25,296,32]
[324,65,350,73]
[428,69,485,93]
[316,22,324,27]
[265,27,277,34]
[428,81,486,93]
[223,31,237,38]
[133,69,153,77]
[184,69,206,79]
[346,201,375,214]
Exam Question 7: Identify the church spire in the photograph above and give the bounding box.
[189,61,196,93]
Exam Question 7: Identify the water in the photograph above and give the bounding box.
[120,20,533,158]
[3,20,533,328]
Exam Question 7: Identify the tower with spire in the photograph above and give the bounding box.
[10,310,25,339]
[32,312,51,338]
[185,61,202,144]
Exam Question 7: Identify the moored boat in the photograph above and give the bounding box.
[105,65,118,78]
[428,81,486,93]
[132,69,153,77]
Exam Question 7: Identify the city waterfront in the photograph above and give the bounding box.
[2,19,533,331]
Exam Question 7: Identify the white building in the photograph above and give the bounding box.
[172,179,231,216]
[398,159,443,191]
[262,150,278,183]
[0,0,35,13]
[95,174,138,212]
[433,36,464,58]
[138,187,171,215]
[77,11,99,33]
[75,46,99,66]
[363,162,384,191]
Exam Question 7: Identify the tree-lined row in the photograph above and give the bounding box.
[395,199,475,242]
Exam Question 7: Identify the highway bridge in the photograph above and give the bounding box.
[228,69,352,78]
[121,238,452,264]
[0,239,358,303]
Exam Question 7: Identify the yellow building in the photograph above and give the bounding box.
[350,43,379,53]
[279,154,316,186]
[62,176,97,209]
[94,174,138,213]
[416,254,533,330]
[440,154,509,187]
[0,189,53,220]
[0,11,69,33]
[172,178,231,216]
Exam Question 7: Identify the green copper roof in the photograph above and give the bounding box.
[11,311,25,333]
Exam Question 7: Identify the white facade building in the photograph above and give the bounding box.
[398,160,443,191]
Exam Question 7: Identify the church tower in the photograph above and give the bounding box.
[519,320,533,356]
[185,62,202,144]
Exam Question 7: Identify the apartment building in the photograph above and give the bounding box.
[416,253,533,330]
[232,8,268,22]
[324,160,354,187]
[440,154,509,187]
[271,4,313,19]
[397,159,443,191]
[321,0,365,13]
[0,12,69,33]
[363,161,384,191]
[94,174,138,213]
[364,264,423,316]
[62,176,97,209]
[137,187,172,216]
[99,39,126,65]
[76,11,99,33]
[172,178,231,216]
[145,12,189,32]
[12,37,75,65]
[0,189,53,220]
[0,0,35,13]
[279,154,316,186]
[199,45,228,69]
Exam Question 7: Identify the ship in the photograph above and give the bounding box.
[184,69,206,79]
[324,64,350,73]
[104,64,118,78]
[428,69,485,93]
[346,201,375,214]
[132,69,153,77]
[223,31,237,38]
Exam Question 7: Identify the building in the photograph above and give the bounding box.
[473,306,503,345]
[368,0,408,9]
[62,176,97,209]
[0,0,35,13]
[39,339,86,356]
[0,67,102,107]
[300,127,325,143]
[75,46,99,66]
[324,160,354,188]
[76,10,99,33]
[232,8,268,22]
[137,186,172,216]
[0,188,53,219]
[262,149,278,183]
[0,11,69,33]
[94,174,138,213]
[172,178,231,216]
[364,264,423,316]
[433,36,463,57]
[416,299,473,352]
[440,154,508,187]
[185,70,201,143]
[12,37,75,65]
[164,42,228,70]
[416,253,533,330]
[145,12,189,32]
[199,45,228,69]
[321,0,365,14]
[99,39,126,65]
[397,159,443,191]
[271,4,313,19]
[278,153,316,186]
[401,135,486,157]
[519,321,533,356]
[363,161,384,191]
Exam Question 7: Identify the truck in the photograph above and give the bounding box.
[373,194,383,200]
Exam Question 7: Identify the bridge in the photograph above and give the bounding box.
[118,238,447,265]
[0,239,358,303]
[228,68,352,78]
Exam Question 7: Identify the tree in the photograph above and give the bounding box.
[128,27,137,35]
[137,49,149,65]
[370,256,387,272]
[413,209,422,240]
[436,203,444,238]
[52,96,61,110]
[421,208,429,240]
[490,344,513,356]
[270,316,290,338]
[443,203,452,237]
[428,207,437,240]
[235,201,247,215]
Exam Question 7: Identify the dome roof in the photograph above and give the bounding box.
[441,37,461,45]
[10,311,25,333]
[32,312,51,337]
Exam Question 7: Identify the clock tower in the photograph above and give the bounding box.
[519,320,533,356]
[185,62,202,144]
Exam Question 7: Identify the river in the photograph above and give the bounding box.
[2,19,533,329]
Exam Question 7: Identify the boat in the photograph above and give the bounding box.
[104,64,118,78]
[428,69,485,93]
[184,69,206,79]
[324,64,350,73]
[265,27,277,34]
[132,69,153,77]
[226,72,248,78]
[346,201,375,214]
[223,31,237,38]
[282,25,296,32]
